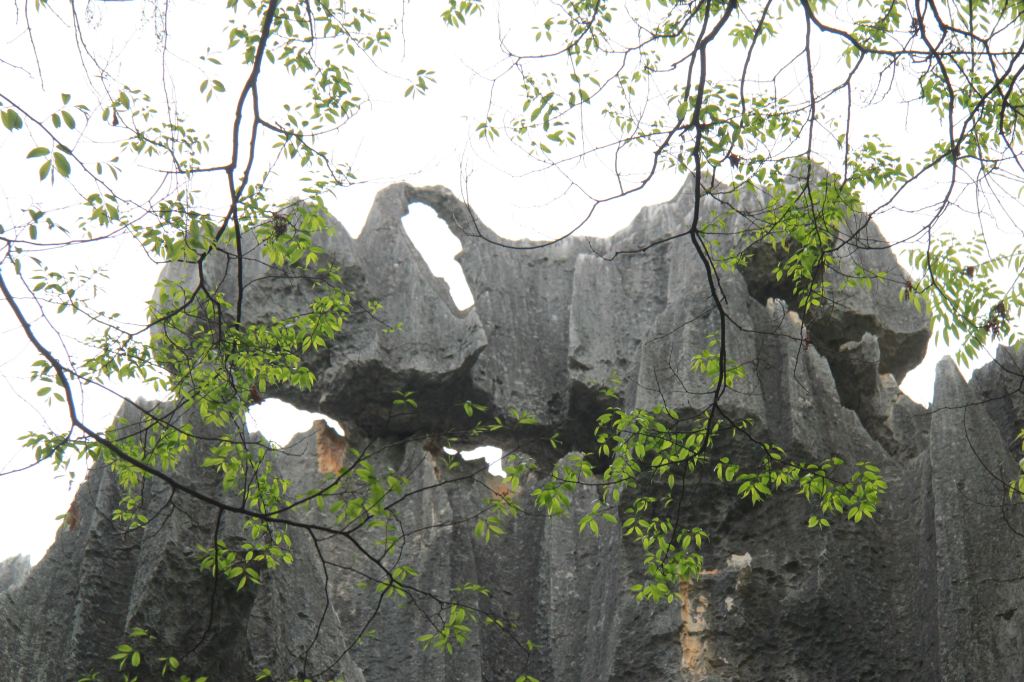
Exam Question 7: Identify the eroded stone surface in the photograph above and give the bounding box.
[154,177,928,460]
[2,180,1022,681]
[0,555,28,593]
[0,403,365,682]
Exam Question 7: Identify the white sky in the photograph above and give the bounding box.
[0,1,1011,563]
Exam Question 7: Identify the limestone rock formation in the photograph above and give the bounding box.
[0,555,29,593]
[2,179,1022,681]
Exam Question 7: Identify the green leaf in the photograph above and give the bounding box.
[53,152,71,178]
[1,109,23,130]
[26,147,49,159]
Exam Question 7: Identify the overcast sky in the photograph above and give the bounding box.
[0,0,1007,563]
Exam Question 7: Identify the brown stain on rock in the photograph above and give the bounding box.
[63,498,80,532]
[679,579,711,677]
[678,554,752,676]
[314,419,348,474]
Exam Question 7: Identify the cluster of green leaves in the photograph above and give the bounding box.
[196,532,292,592]
[441,0,485,28]
[528,396,886,603]
[752,163,865,312]
[79,627,348,682]
[416,604,473,654]
[908,234,1024,364]
[77,628,206,682]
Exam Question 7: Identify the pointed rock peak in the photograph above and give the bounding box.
[0,554,31,593]
[932,356,970,407]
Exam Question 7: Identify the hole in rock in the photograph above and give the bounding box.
[401,203,474,311]
[444,445,505,477]
[246,398,344,447]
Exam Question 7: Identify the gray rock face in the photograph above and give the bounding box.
[928,359,1024,679]
[0,555,29,593]
[0,402,365,682]
[2,179,1022,681]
